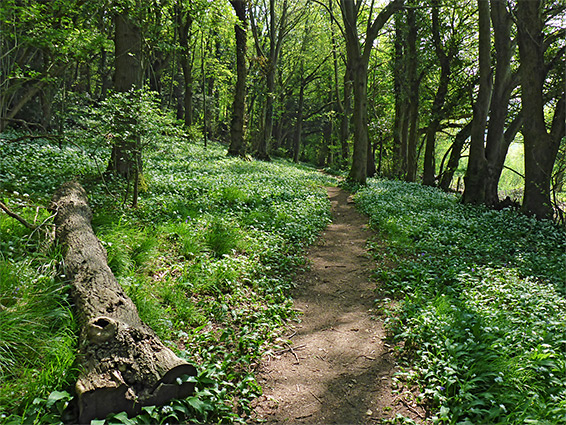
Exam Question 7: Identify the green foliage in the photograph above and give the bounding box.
[356,179,566,424]
[0,209,77,421]
[0,134,99,200]
[0,131,335,423]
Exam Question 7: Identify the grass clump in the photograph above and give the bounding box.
[0,243,77,423]
[355,179,566,424]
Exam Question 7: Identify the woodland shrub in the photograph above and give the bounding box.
[0,134,334,424]
[356,179,566,424]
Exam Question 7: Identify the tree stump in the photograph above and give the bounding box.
[51,181,196,423]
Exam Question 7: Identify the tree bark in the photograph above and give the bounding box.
[228,0,248,157]
[392,12,408,178]
[518,0,565,219]
[176,5,194,128]
[51,182,195,423]
[348,58,369,183]
[293,81,305,163]
[463,0,492,204]
[438,121,472,191]
[405,8,420,182]
[108,11,142,179]
[340,63,353,161]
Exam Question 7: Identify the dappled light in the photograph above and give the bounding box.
[1,0,564,423]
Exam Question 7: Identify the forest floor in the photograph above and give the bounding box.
[250,187,425,424]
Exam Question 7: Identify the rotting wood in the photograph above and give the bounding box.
[51,181,196,423]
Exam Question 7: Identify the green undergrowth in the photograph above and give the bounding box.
[354,180,566,424]
[0,133,334,424]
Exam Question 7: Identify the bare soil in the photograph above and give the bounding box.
[249,187,425,424]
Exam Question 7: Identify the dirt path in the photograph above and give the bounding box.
[250,187,424,424]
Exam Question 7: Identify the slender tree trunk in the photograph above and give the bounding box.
[253,0,287,161]
[367,138,376,178]
[256,69,275,161]
[423,0,451,186]
[293,82,305,163]
[405,8,420,182]
[340,64,353,161]
[392,12,407,178]
[330,0,350,161]
[483,0,516,206]
[439,121,472,191]
[463,0,492,204]
[201,32,208,147]
[518,0,565,219]
[176,6,194,128]
[258,0,276,160]
[319,93,333,166]
[99,46,111,98]
[228,1,248,157]
[348,59,369,183]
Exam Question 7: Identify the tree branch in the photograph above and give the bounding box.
[310,0,345,38]
[0,201,36,230]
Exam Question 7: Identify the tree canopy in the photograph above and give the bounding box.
[1,0,564,217]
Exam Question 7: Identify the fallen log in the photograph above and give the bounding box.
[51,181,196,423]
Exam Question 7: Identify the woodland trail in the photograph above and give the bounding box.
[250,187,424,424]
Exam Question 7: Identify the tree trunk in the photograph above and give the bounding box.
[330,0,350,161]
[228,1,248,157]
[113,13,141,91]
[340,64,353,161]
[405,8,420,182]
[518,0,565,219]
[177,6,194,128]
[256,69,274,161]
[423,0,451,187]
[483,0,516,206]
[340,0,404,183]
[463,0,492,204]
[439,121,471,191]
[257,0,277,160]
[348,59,369,184]
[108,12,142,178]
[293,82,305,163]
[51,182,195,423]
[487,111,523,203]
[367,139,376,178]
[392,12,407,178]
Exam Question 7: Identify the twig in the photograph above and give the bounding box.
[28,206,58,240]
[295,413,313,420]
[309,390,323,404]
[289,346,300,364]
[398,398,425,419]
[0,201,36,230]
[275,344,306,356]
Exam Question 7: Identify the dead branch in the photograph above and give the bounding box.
[0,200,36,230]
